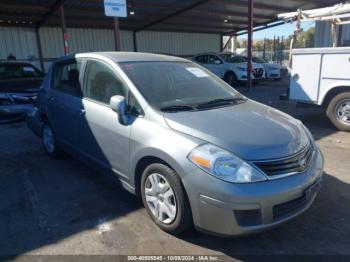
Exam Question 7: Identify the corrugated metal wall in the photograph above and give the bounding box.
[0,26,220,71]
[136,31,220,56]
[315,21,350,47]
[0,27,40,68]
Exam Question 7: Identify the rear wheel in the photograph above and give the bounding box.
[224,71,237,87]
[141,163,192,234]
[326,92,350,131]
[42,122,61,157]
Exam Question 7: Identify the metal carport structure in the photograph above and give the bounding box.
[0,0,341,89]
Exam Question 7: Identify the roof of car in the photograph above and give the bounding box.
[55,52,189,63]
[193,52,218,56]
[0,61,36,66]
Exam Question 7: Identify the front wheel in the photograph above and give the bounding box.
[141,163,192,234]
[224,72,237,87]
[326,92,350,131]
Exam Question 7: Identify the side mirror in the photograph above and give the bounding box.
[110,95,128,125]
[214,60,222,65]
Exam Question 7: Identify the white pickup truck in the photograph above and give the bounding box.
[288,47,350,131]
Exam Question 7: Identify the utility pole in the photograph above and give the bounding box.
[247,0,254,92]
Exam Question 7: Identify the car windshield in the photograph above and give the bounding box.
[119,61,244,111]
[0,64,42,80]
[219,54,247,63]
[252,57,267,63]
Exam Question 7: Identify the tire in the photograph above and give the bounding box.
[41,122,61,157]
[224,71,237,87]
[326,92,350,132]
[141,163,192,234]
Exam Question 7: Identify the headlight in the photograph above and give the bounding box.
[236,67,247,72]
[188,144,267,183]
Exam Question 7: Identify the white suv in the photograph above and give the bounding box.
[193,52,265,86]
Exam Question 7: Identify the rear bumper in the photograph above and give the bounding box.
[266,69,281,79]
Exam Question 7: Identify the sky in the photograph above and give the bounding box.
[238,21,316,40]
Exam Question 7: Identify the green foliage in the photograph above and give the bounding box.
[238,27,315,50]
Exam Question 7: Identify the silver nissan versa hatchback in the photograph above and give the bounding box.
[27,52,324,236]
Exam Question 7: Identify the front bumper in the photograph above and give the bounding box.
[182,147,324,236]
[237,72,265,81]
[266,69,281,79]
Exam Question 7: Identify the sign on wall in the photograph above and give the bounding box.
[104,0,127,17]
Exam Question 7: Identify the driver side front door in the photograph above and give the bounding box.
[78,59,132,180]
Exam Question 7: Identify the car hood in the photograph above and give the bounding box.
[164,100,308,161]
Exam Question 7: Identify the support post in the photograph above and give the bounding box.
[247,0,254,92]
[337,24,343,47]
[273,35,276,62]
[222,35,233,51]
[220,34,224,52]
[231,36,237,53]
[331,21,337,47]
[281,36,284,65]
[263,38,266,60]
[133,31,138,52]
[60,6,69,55]
[35,27,44,72]
[114,18,121,51]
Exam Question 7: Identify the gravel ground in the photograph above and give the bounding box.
[0,79,349,260]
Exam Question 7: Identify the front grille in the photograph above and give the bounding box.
[254,143,313,178]
[253,68,264,78]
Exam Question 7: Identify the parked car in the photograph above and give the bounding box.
[0,62,44,123]
[285,47,350,131]
[252,57,282,80]
[27,52,323,236]
[192,52,265,86]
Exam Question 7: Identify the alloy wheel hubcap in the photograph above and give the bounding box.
[43,125,55,153]
[336,99,350,125]
[144,173,177,224]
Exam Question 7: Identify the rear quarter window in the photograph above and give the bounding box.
[51,59,83,97]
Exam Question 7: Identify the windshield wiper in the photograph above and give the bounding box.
[196,97,246,109]
[160,105,195,112]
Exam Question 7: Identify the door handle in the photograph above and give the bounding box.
[78,108,86,115]
[49,97,55,103]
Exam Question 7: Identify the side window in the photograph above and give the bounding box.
[208,55,222,64]
[83,60,126,105]
[195,55,208,64]
[52,59,82,96]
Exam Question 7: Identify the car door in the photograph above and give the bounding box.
[206,55,225,78]
[79,58,132,178]
[46,58,84,150]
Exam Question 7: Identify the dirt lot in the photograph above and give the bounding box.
[0,80,349,260]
